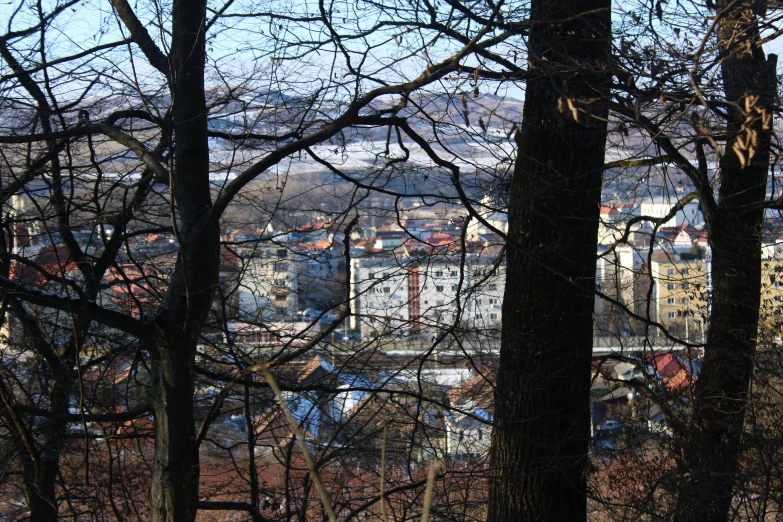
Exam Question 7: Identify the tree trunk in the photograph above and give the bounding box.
[674,4,777,521]
[245,383,260,510]
[148,0,220,520]
[23,435,61,522]
[487,1,611,520]
[3,302,83,522]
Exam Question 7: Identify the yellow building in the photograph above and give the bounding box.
[759,258,783,334]
[648,250,709,343]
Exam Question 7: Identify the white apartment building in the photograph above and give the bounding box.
[235,245,299,321]
[350,253,411,339]
[350,251,505,340]
[596,245,635,306]
[629,196,703,229]
[594,245,637,337]
[600,197,703,247]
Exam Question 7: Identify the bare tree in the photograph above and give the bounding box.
[0,0,525,519]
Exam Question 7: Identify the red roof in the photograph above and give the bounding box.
[647,352,684,379]
[11,244,79,286]
[297,239,333,251]
[428,233,454,243]
[447,369,495,411]
[298,355,334,385]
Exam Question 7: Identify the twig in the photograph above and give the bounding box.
[259,365,337,522]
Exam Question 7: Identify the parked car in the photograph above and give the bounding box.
[596,419,622,436]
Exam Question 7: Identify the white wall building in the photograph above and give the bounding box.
[350,251,505,340]
[350,253,411,339]
[596,245,635,308]
[630,197,703,229]
[445,404,492,459]
[235,245,299,321]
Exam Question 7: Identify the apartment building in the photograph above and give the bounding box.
[230,231,343,322]
[643,249,710,342]
[350,250,505,341]
[235,245,299,320]
[350,253,412,339]
[760,257,783,333]
[595,245,636,336]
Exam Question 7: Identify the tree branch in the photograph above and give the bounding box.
[109,0,170,77]
[197,501,271,522]
[0,276,151,339]
[16,403,151,423]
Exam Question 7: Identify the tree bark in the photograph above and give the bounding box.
[148,0,220,520]
[22,394,64,522]
[487,1,611,520]
[674,4,777,521]
[0,360,64,522]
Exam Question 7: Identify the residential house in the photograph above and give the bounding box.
[445,371,494,459]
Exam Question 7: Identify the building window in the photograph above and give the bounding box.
[273,262,288,272]
[681,268,689,275]
[668,312,675,319]
[682,297,689,304]
[668,298,675,305]
[667,268,675,275]
[682,283,689,290]
[435,271,443,277]
[436,285,444,292]
[477,299,483,305]
[451,285,457,291]
[451,270,458,277]
[369,272,375,279]
[490,313,498,320]
[277,249,288,258]
[489,298,497,304]
[383,287,391,294]
[488,284,497,291]
[775,296,782,303]
[667,283,675,290]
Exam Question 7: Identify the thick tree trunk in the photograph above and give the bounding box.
[23,467,57,522]
[150,330,203,522]
[23,436,61,522]
[148,0,219,520]
[674,5,777,522]
[487,1,611,520]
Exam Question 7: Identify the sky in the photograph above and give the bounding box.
[2,1,783,110]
